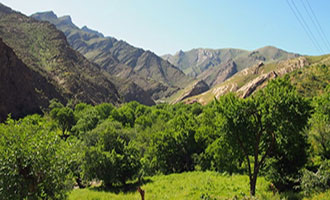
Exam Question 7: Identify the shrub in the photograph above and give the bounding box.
[300,161,330,196]
[82,120,141,187]
[0,115,74,199]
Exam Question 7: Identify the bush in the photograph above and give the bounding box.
[300,161,330,196]
[0,115,74,199]
[82,120,141,187]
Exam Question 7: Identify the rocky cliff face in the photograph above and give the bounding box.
[0,4,121,105]
[0,38,65,121]
[172,80,210,104]
[197,59,238,87]
[32,11,193,102]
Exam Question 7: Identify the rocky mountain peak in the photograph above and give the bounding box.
[58,15,73,24]
[0,3,13,14]
[176,49,185,57]
[81,26,104,37]
[31,11,57,21]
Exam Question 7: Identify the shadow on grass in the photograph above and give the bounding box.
[90,178,153,194]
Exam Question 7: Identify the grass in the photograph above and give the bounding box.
[69,171,281,200]
[302,190,330,200]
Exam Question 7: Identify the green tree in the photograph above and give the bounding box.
[95,103,114,121]
[111,106,135,127]
[83,120,141,187]
[217,78,311,196]
[148,113,201,174]
[50,106,75,139]
[71,106,99,137]
[309,86,330,160]
[0,115,75,199]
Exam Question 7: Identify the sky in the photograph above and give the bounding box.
[1,0,330,56]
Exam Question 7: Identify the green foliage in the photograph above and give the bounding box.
[110,105,135,127]
[147,113,202,174]
[204,137,243,174]
[0,115,75,199]
[83,120,141,187]
[309,86,330,160]
[300,161,330,196]
[71,106,99,137]
[215,78,311,195]
[0,75,323,198]
[95,103,114,121]
[51,107,75,134]
[257,78,311,191]
[290,64,330,98]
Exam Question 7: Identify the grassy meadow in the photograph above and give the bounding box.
[69,171,330,200]
[69,171,279,200]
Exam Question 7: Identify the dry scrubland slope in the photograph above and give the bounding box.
[185,54,330,104]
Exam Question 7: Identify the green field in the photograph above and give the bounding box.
[69,171,330,200]
[69,171,279,200]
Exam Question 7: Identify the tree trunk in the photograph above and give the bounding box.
[137,187,145,200]
[250,175,257,196]
[76,177,85,188]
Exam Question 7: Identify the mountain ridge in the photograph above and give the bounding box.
[32,11,194,102]
[0,3,121,106]
[162,46,299,88]
[182,53,330,105]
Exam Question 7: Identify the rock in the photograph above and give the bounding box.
[238,71,277,98]
[198,59,238,87]
[173,80,209,103]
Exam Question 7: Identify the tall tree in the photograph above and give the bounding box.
[217,78,311,196]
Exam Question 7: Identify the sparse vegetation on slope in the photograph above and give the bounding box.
[290,55,330,97]
[0,3,120,106]
[185,55,326,104]
[0,38,64,121]
[32,11,194,102]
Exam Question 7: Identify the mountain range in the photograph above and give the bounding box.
[31,11,193,103]
[0,3,328,121]
[163,46,299,87]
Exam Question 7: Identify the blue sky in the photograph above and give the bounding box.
[1,0,330,56]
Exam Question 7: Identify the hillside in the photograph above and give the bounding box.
[163,46,299,88]
[290,55,330,97]
[32,11,194,102]
[184,54,330,104]
[0,3,121,106]
[183,56,305,104]
[0,38,65,121]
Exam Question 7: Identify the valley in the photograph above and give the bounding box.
[0,2,329,200]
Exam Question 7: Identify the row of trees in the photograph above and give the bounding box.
[0,77,329,199]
